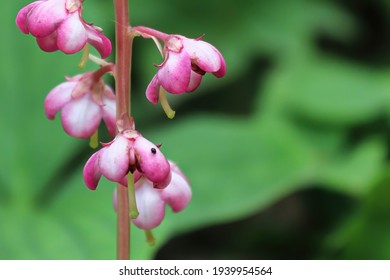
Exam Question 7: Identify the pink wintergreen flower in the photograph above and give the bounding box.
[145,34,226,103]
[44,70,116,138]
[83,128,172,190]
[16,0,112,58]
[113,162,192,230]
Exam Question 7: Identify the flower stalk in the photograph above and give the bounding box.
[114,0,132,260]
[131,25,169,41]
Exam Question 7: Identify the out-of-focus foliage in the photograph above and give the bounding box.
[2,0,390,259]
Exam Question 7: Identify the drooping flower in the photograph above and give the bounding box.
[44,70,116,138]
[145,34,226,103]
[83,128,171,190]
[113,161,192,230]
[16,0,112,58]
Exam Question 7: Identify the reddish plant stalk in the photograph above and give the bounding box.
[114,0,133,260]
[131,25,169,40]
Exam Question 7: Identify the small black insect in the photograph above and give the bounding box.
[151,147,157,154]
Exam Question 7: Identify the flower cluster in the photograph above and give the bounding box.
[16,1,226,233]
[16,0,111,58]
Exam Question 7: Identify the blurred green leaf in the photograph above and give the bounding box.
[290,60,388,125]
[326,170,390,259]
[318,137,386,195]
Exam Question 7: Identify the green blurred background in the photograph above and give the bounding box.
[2,0,390,259]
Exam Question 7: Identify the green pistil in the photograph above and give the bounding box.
[145,230,156,246]
[159,88,175,119]
[78,45,90,69]
[89,130,99,149]
[127,172,139,219]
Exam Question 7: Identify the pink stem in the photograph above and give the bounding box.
[131,25,169,41]
[91,64,115,82]
[114,0,133,260]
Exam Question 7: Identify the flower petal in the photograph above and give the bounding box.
[101,89,117,137]
[27,0,69,37]
[99,135,131,182]
[213,50,226,78]
[183,39,225,75]
[161,163,192,212]
[83,150,102,190]
[145,74,160,104]
[134,136,171,188]
[44,80,76,119]
[112,187,118,212]
[60,94,102,138]
[36,32,59,52]
[157,51,191,94]
[85,24,112,59]
[132,179,165,230]
[16,1,43,34]
[186,70,203,92]
[56,12,88,54]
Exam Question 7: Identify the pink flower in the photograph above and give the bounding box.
[16,0,112,58]
[113,161,192,230]
[44,71,116,138]
[146,35,226,103]
[83,129,171,190]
